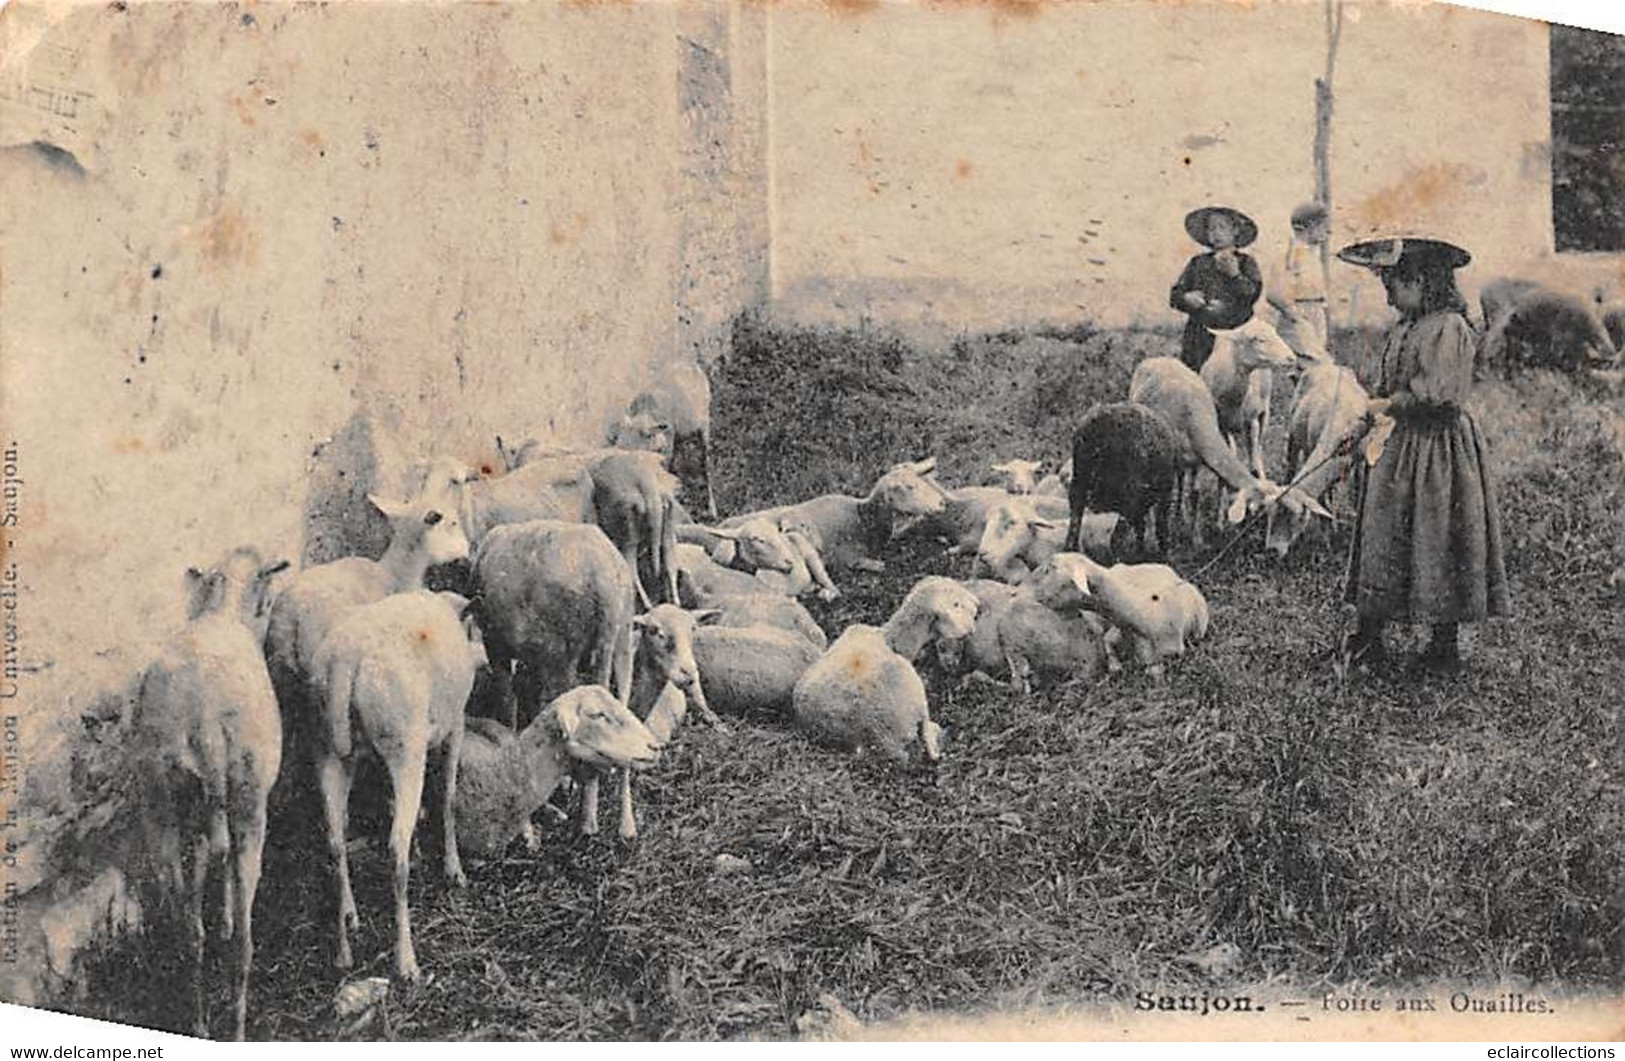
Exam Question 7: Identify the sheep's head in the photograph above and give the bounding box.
[549,685,662,771]
[633,604,714,695]
[730,517,799,574]
[990,458,1043,495]
[185,547,291,624]
[1217,319,1298,372]
[611,410,674,459]
[908,576,979,645]
[1027,552,1095,612]
[873,458,948,521]
[977,497,1064,579]
[371,493,471,567]
[1263,485,1335,558]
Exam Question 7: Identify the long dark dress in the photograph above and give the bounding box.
[1169,251,1263,371]
[1344,310,1511,624]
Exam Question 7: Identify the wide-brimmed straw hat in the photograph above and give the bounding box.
[1184,206,1258,248]
[1336,236,1471,272]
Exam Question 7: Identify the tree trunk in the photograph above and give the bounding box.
[1315,0,1344,284]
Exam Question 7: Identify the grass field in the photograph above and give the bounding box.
[78,315,1624,1040]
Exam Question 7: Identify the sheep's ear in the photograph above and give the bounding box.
[258,559,291,581]
[185,566,205,587]
[1301,493,1335,520]
[631,614,653,631]
[1031,517,1066,530]
[706,526,742,540]
[368,493,408,521]
[552,697,581,739]
[990,460,1013,473]
[692,608,723,626]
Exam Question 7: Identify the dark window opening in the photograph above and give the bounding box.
[1551,23,1625,252]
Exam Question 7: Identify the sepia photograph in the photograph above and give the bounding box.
[0,0,1621,1043]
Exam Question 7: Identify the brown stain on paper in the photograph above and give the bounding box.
[1355,162,1483,231]
[193,206,262,269]
[955,158,974,179]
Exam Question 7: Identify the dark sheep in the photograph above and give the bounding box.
[1065,402,1182,560]
[1480,278,1616,375]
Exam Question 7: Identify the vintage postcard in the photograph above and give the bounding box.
[0,0,1621,1044]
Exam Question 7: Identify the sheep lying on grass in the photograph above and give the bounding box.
[943,553,1107,694]
[699,592,828,649]
[135,547,290,1040]
[989,458,1044,495]
[792,576,979,763]
[693,624,824,718]
[979,494,1116,583]
[725,458,947,573]
[310,590,488,983]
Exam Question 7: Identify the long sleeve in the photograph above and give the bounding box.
[1170,258,1201,315]
[1387,312,1475,413]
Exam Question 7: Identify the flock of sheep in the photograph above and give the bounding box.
[126,272,1613,1040]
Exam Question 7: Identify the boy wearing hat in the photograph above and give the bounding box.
[1267,202,1332,361]
[1169,206,1264,371]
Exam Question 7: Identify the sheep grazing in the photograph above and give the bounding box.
[134,547,290,1040]
[611,357,718,521]
[692,624,824,718]
[723,458,947,573]
[1066,402,1181,561]
[1264,362,1357,557]
[978,494,1115,583]
[944,554,1107,693]
[791,576,979,763]
[699,592,828,649]
[1070,555,1209,678]
[308,589,487,983]
[454,686,662,859]
[1200,317,1300,483]
[1480,277,1616,376]
[470,520,636,730]
[989,458,1045,495]
[1129,357,1313,542]
[591,604,723,841]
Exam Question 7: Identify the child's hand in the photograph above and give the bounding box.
[1366,397,1392,418]
[1182,291,1207,309]
[1215,249,1241,276]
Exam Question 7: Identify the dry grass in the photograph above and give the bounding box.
[74,315,1624,1040]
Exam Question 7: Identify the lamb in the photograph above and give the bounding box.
[921,480,1069,555]
[1199,317,1300,483]
[791,576,979,763]
[1480,277,1616,375]
[453,686,663,860]
[590,603,724,841]
[692,625,824,718]
[1129,357,1325,543]
[308,589,488,983]
[722,458,947,573]
[132,547,290,1040]
[942,553,1107,694]
[676,516,799,573]
[674,542,814,607]
[611,357,718,521]
[440,451,600,546]
[698,592,828,649]
[978,493,1116,583]
[1264,362,1358,557]
[1065,402,1182,561]
[469,520,636,730]
[587,449,681,609]
[1070,555,1210,678]
[989,458,1045,495]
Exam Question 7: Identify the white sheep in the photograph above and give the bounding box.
[309,589,488,983]
[1264,362,1360,557]
[1070,555,1210,678]
[977,493,1116,583]
[454,687,662,860]
[470,520,637,730]
[944,554,1107,693]
[791,577,979,763]
[692,624,824,718]
[698,592,828,649]
[610,357,718,521]
[1200,316,1300,484]
[134,547,290,1040]
[722,458,947,573]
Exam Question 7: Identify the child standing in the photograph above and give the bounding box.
[1169,205,1264,371]
[1267,201,1333,362]
[1335,236,1511,673]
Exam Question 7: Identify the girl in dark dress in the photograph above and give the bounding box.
[1336,237,1511,673]
[1170,206,1264,371]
